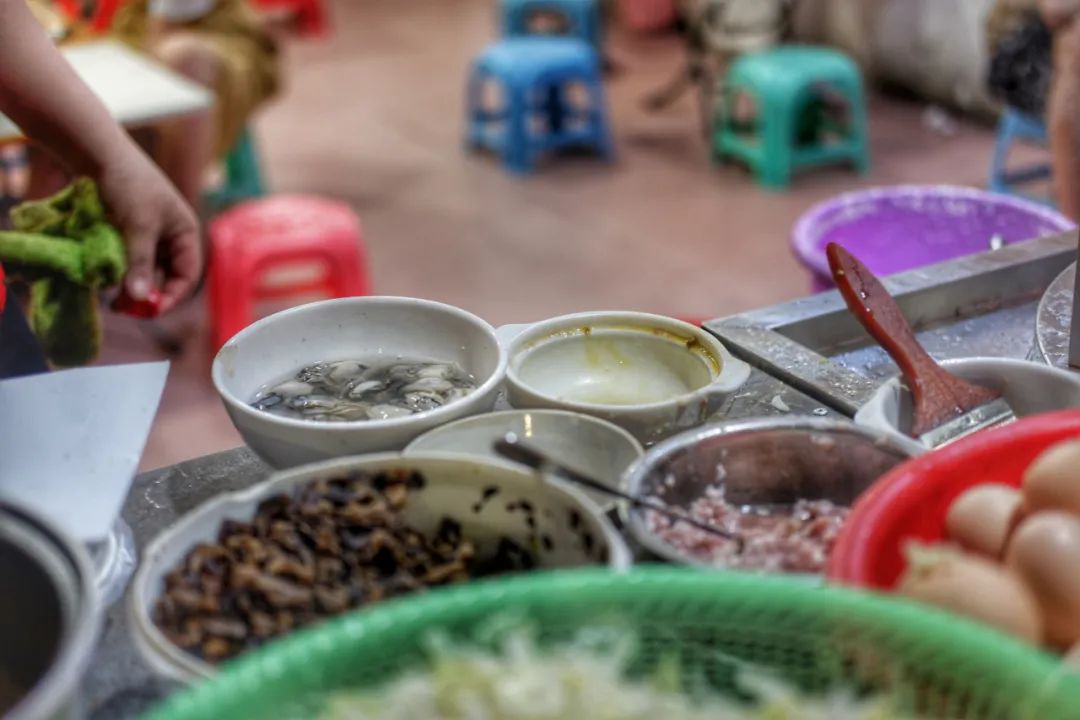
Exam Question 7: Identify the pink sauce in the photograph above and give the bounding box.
[647,486,848,573]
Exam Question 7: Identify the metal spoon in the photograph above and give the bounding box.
[493,433,744,549]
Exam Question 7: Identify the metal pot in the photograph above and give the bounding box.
[622,417,917,569]
[1,503,101,720]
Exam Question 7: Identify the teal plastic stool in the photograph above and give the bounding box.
[713,46,870,190]
[204,128,266,213]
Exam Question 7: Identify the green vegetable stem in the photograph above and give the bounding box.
[0,178,128,367]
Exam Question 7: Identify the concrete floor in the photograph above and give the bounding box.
[100,0,1022,471]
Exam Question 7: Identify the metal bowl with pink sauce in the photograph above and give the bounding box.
[623,417,917,575]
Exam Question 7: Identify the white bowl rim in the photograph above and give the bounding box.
[210,296,509,433]
[404,408,646,459]
[856,356,1080,411]
[504,311,749,412]
[129,451,632,681]
[855,356,1080,434]
[867,356,1080,387]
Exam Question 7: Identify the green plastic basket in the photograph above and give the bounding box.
[144,567,1080,720]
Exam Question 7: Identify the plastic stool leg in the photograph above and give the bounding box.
[227,129,266,198]
[90,0,121,32]
[329,249,370,297]
[588,75,614,160]
[504,81,533,174]
[205,129,266,213]
[208,253,256,351]
[297,0,327,35]
[710,84,729,164]
[846,79,871,175]
[760,96,794,189]
[466,66,486,150]
[989,112,1017,194]
[588,3,603,50]
[531,75,565,135]
[500,3,518,37]
[324,228,370,297]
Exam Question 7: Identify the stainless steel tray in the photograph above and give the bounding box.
[707,233,1077,416]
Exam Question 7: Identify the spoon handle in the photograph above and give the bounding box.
[827,243,999,436]
[493,437,741,544]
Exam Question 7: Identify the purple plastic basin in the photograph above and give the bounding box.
[792,186,1075,292]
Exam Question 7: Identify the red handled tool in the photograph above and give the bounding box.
[110,287,163,319]
[827,242,1015,447]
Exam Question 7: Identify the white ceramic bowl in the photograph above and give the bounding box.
[405,409,644,510]
[212,297,508,468]
[503,312,751,444]
[855,357,1080,450]
[129,453,632,682]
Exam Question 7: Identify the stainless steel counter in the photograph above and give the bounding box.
[709,233,1076,415]
[83,232,1078,718]
[83,372,836,717]
[85,448,269,719]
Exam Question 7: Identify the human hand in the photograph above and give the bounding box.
[95,147,202,314]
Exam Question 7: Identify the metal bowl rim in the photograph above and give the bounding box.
[621,417,918,569]
[1,503,101,720]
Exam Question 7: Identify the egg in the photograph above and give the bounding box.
[945,484,1024,558]
[1023,439,1080,516]
[1006,512,1080,648]
[899,543,1042,644]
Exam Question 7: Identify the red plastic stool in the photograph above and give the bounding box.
[250,0,328,36]
[53,0,122,34]
[208,195,369,351]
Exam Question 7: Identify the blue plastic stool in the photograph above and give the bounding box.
[501,0,602,48]
[466,37,614,174]
[989,107,1054,206]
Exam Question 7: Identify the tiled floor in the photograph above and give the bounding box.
[100,0,1030,471]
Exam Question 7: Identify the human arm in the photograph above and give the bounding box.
[0,0,202,312]
[1040,0,1080,30]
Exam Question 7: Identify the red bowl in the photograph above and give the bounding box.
[828,409,1080,589]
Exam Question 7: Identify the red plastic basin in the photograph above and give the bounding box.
[828,409,1080,589]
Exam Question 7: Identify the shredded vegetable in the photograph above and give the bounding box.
[319,631,913,720]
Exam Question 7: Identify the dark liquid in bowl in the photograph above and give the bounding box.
[250,359,479,423]
[0,670,25,715]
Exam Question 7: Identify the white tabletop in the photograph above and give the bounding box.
[0,40,214,141]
